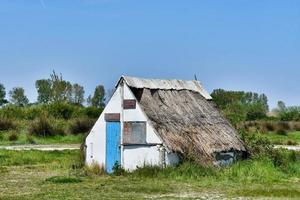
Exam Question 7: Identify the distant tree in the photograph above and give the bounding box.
[50,71,72,103]
[91,85,105,108]
[86,95,92,106]
[277,101,286,112]
[259,94,269,113]
[9,87,29,106]
[211,89,269,123]
[72,83,85,105]
[35,79,52,104]
[0,83,8,106]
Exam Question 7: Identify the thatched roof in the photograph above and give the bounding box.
[120,76,212,100]
[121,76,246,165]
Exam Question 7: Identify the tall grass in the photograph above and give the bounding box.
[0,118,16,131]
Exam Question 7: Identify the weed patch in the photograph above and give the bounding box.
[45,176,82,184]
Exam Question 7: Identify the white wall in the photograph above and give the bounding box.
[85,86,122,166]
[85,80,179,171]
[123,145,160,170]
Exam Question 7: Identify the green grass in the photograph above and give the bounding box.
[0,150,299,199]
[265,131,300,145]
[0,130,83,146]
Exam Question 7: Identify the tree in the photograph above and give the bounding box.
[90,85,105,108]
[0,83,8,106]
[211,89,269,122]
[277,101,286,112]
[87,95,92,106]
[50,71,72,103]
[35,79,52,104]
[9,87,29,106]
[72,83,85,105]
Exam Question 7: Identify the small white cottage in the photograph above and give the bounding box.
[85,76,246,173]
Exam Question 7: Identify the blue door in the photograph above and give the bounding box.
[106,122,121,173]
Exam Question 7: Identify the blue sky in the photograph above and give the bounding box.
[0,0,299,108]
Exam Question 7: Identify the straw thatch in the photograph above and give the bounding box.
[130,87,246,165]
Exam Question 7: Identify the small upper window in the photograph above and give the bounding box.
[123,122,146,144]
[123,99,136,109]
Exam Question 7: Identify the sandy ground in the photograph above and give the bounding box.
[0,144,80,151]
[275,145,300,151]
[0,144,299,152]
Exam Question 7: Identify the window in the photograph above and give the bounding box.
[123,99,136,109]
[123,122,146,144]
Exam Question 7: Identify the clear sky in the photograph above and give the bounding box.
[0,0,299,108]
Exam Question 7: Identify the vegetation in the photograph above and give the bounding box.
[0,83,8,106]
[0,148,299,199]
[9,87,29,107]
[265,131,300,145]
[211,89,269,126]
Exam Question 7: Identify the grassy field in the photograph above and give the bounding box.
[265,131,300,145]
[0,150,300,199]
[0,130,84,146]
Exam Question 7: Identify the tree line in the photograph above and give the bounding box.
[211,89,269,125]
[0,71,109,108]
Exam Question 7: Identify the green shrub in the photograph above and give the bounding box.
[47,103,76,119]
[29,116,53,136]
[23,106,44,120]
[270,149,299,172]
[52,120,67,136]
[69,118,95,135]
[240,130,273,157]
[0,105,25,119]
[26,135,36,144]
[84,107,103,118]
[112,161,125,176]
[8,132,18,141]
[286,140,297,145]
[0,118,16,131]
[276,129,288,136]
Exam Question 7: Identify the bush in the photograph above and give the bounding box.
[69,118,95,135]
[0,118,16,131]
[0,105,25,119]
[47,103,77,120]
[276,129,288,136]
[26,135,36,144]
[240,130,273,156]
[28,116,65,136]
[112,161,125,176]
[286,140,297,145]
[23,106,44,120]
[262,121,276,132]
[84,107,103,118]
[8,132,18,141]
[270,149,299,171]
[292,122,300,131]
